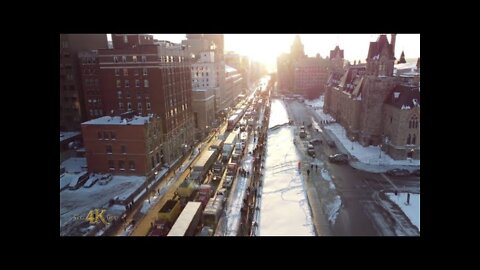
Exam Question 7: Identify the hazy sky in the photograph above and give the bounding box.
[108,34,420,72]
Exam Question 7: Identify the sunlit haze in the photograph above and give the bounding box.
[130,34,420,73]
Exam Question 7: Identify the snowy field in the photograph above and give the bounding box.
[60,175,145,232]
[259,99,315,236]
[386,192,420,231]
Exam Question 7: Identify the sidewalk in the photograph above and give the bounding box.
[320,124,420,174]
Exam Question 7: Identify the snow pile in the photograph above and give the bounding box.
[305,97,336,122]
[319,168,341,225]
[268,99,289,128]
[386,192,420,231]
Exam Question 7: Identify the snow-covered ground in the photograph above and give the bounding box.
[305,97,335,122]
[61,157,87,173]
[268,99,289,128]
[60,175,145,233]
[259,99,315,236]
[386,192,420,231]
[306,97,420,170]
[319,168,341,226]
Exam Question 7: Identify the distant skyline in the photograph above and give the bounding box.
[107,34,420,72]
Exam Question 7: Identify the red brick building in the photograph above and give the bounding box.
[81,112,164,178]
[96,34,194,164]
[78,50,103,120]
[60,34,108,131]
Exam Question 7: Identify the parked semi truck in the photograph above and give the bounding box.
[167,201,203,236]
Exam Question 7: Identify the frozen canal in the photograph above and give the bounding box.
[258,99,315,236]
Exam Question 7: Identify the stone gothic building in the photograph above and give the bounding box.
[324,34,420,160]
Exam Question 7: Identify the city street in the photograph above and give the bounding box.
[284,99,420,236]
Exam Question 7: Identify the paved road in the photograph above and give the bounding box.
[284,99,420,236]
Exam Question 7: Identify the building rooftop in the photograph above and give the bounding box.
[385,85,420,109]
[60,131,81,142]
[82,115,152,126]
[225,65,237,73]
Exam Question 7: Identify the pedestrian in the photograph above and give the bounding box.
[315,164,318,171]
[307,169,310,176]
[311,164,314,169]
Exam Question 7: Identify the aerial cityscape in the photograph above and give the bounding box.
[60,34,420,236]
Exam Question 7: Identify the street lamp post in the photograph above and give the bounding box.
[379,144,382,159]
[351,136,355,151]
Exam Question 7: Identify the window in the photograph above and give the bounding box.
[144,79,149,88]
[127,102,132,110]
[115,69,120,76]
[151,156,155,169]
[134,69,139,76]
[111,132,116,140]
[119,160,125,170]
[125,80,130,87]
[409,115,419,129]
[108,160,115,170]
[135,79,140,88]
[146,102,151,110]
[119,102,123,109]
[132,56,137,62]
[122,56,127,63]
[103,132,109,140]
[123,68,128,76]
[156,153,160,164]
[142,56,146,62]
[407,134,411,145]
[123,35,128,43]
[116,80,121,88]
[390,116,392,124]
[129,161,135,170]
[114,56,118,63]
[121,145,127,154]
[106,145,112,154]
[138,103,142,110]
[98,131,102,139]
[143,68,148,75]
[412,134,416,145]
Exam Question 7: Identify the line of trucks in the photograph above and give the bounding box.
[148,125,247,236]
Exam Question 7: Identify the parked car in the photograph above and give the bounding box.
[83,174,99,188]
[98,173,113,185]
[68,171,89,190]
[327,140,336,148]
[329,154,348,164]
[310,138,322,145]
[412,169,420,177]
[307,148,316,157]
[386,169,410,177]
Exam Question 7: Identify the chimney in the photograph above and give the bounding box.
[391,34,397,57]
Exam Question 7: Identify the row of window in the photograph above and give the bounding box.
[106,145,127,154]
[98,131,116,140]
[89,109,103,117]
[61,85,75,91]
[116,79,149,88]
[109,160,135,171]
[115,68,148,76]
[114,55,147,63]
[118,102,151,111]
